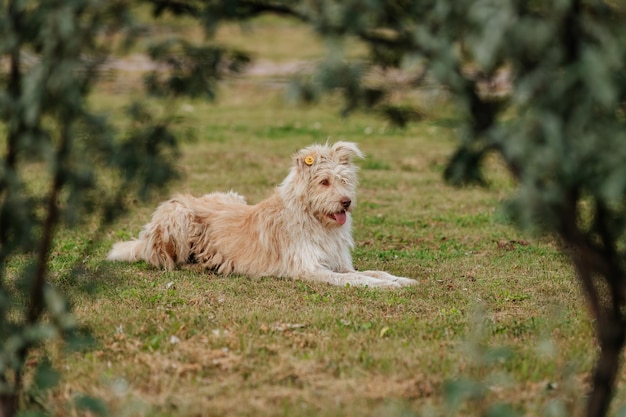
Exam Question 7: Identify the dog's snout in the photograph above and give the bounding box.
[341,198,351,209]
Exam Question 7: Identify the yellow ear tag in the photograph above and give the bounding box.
[304,155,315,166]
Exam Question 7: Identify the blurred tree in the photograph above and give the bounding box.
[0,0,244,414]
[0,0,253,413]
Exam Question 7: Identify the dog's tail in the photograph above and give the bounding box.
[107,240,145,263]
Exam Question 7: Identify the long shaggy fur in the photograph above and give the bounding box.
[108,142,416,288]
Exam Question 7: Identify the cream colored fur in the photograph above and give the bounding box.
[107,142,417,288]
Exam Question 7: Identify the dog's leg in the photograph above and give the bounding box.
[108,196,195,270]
[301,270,409,288]
[359,270,418,286]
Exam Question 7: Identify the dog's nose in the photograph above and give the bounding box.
[341,198,351,209]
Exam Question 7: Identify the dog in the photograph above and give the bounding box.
[107,141,417,288]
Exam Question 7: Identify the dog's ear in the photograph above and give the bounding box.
[293,148,318,170]
[332,142,364,164]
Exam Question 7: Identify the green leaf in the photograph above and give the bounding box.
[75,395,109,417]
[443,378,484,410]
[485,403,522,417]
[32,356,60,391]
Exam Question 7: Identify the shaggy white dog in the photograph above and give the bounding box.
[108,142,416,288]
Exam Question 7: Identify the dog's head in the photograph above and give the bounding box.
[279,141,364,228]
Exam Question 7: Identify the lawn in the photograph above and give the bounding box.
[13,13,621,417]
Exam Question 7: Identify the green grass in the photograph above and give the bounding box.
[7,15,619,417]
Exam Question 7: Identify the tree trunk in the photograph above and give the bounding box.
[586,312,626,417]
[0,394,17,417]
[560,195,626,417]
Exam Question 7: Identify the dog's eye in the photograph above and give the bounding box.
[320,179,330,186]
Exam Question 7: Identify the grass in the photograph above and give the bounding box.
[7,14,620,417]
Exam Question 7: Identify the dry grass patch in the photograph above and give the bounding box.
[37,81,602,415]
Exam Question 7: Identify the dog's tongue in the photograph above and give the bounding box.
[334,211,347,225]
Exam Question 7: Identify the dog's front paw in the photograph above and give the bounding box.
[359,279,402,289]
[359,270,417,286]
[390,276,418,287]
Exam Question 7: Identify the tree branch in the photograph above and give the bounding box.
[234,0,308,21]
[15,122,70,397]
[556,185,626,417]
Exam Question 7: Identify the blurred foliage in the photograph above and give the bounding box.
[144,39,250,98]
[0,0,250,414]
[0,0,186,415]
